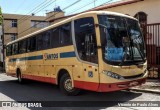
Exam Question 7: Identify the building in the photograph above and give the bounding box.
[3,14,47,44]
[2,6,65,45]
[0,6,64,68]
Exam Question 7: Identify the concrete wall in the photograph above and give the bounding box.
[3,14,46,44]
[102,0,160,24]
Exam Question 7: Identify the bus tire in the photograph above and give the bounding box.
[60,73,80,96]
[17,69,23,83]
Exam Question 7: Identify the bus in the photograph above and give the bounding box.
[5,11,148,95]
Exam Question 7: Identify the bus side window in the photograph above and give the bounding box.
[60,23,72,46]
[74,17,98,64]
[27,37,36,52]
[6,45,12,56]
[37,34,44,50]
[12,43,18,55]
[51,28,60,48]
[43,31,51,49]
[19,40,27,54]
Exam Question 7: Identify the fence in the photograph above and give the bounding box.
[146,23,160,79]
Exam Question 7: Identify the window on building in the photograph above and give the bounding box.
[10,34,17,41]
[134,12,147,23]
[31,21,49,28]
[11,19,17,27]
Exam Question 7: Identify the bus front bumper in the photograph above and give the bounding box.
[97,78,146,92]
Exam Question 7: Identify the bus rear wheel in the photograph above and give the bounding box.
[60,74,80,96]
[17,70,23,83]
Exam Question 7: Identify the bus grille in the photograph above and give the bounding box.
[123,73,144,79]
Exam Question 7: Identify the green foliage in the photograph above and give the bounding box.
[0,7,2,25]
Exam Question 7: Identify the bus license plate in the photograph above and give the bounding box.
[129,81,138,86]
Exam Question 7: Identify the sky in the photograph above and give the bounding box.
[0,0,121,16]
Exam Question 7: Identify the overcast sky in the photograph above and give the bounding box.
[0,0,121,16]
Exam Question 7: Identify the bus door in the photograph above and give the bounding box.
[74,17,99,91]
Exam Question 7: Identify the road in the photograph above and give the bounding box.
[0,73,160,110]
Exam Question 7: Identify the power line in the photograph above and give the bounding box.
[67,0,98,15]
[4,0,56,32]
[68,0,114,15]
[4,0,114,42]
[17,0,82,37]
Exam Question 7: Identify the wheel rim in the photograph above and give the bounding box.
[64,78,74,91]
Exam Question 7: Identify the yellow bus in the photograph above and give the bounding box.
[5,11,148,95]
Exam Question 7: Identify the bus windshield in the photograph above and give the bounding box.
[98,15,146,65]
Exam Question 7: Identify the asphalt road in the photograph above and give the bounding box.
[0,73,160,110]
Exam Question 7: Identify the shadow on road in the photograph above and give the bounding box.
[0,78,142,110]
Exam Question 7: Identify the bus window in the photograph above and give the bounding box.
[60,23,72,46]
[37,34,44,50]
[6,45,12,56]
[51,28,60,48]
[27,37,36,52]
[43,31,51,49]
[19,40,27,54]
[74,17,98,64]
[12,43,18,55]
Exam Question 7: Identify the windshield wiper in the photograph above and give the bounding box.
[130,38,145,62]
[95,24,107,28]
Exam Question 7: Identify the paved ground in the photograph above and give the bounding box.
[0,73,160,110]
[131,79,160,94]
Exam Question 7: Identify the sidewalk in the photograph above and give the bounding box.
[130,79,160,94]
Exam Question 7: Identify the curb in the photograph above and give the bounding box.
[130,88,160,94]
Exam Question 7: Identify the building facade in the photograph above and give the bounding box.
[0,7,64,67]
[3,14,47,44]
[3,6,65,45]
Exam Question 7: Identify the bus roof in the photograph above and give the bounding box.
[6,11,137,45]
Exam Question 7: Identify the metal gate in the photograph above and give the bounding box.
[146,23,160,79]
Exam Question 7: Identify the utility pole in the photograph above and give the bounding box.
[0,7,5,72]
[2,17,5,73]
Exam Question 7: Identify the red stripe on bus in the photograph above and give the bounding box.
[22,74,56,84]
[98,78,146,92]
[74,80,99,91]
[74,78,146,92]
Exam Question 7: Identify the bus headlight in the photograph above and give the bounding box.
[103,71,124,80]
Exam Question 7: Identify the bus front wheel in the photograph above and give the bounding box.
[60,74,80,96]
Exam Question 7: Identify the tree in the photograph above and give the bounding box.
[0,7,2,25]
